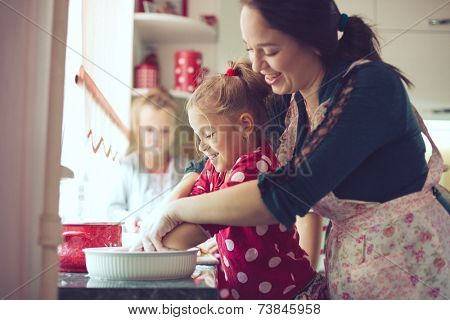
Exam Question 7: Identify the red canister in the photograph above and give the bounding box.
[135,53,159,89]
[174,50,206,93]
[58,222,122,273]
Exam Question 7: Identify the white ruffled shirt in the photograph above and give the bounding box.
[107,152,184,231]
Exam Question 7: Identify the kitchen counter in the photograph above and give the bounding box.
[58,265,217,300]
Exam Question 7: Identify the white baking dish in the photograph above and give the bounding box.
[83,247,199,280]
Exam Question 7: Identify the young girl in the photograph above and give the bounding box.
[161,61,327,300]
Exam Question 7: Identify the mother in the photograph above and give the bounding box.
[145,0,449,299]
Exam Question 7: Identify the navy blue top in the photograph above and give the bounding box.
[185,60,450,227]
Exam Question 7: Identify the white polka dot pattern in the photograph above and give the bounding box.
[223,255,230,267]
[261,155,272,166]
[237,272,248,283]
[259,282,272,294]
[268,256,281,268]
[195,146,317,300]
[245,248,258,262]
[225,239,235,251]
[230,171,245,182]
[256,225,268,236]
[283,285,296,295]
[220,289,230,298]
[256,160,269,173]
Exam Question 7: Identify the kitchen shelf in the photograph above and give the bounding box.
[134,13,216,44]
[420,110,450,121]
[131,88,192,100]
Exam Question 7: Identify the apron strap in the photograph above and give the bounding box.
[276,93,299,166]
[411,105,447,189]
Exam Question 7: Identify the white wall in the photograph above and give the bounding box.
[216,0,247,71]
[0,0,66,299]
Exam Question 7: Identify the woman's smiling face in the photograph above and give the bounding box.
[240,5,321,95]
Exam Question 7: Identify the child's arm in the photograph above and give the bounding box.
[165,172,200,202]
[162,223,209,250]
[162,166,212,250]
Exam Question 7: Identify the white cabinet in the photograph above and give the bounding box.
[335,0,450,118]
[378,31,450,115]
[376,0,450,32]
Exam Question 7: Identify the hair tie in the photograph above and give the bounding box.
[225,68,237,76]
[338,13,349,32]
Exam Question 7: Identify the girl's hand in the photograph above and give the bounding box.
[198,236,218,254]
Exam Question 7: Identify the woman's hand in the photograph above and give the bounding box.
[129,173,199,252]
[132,201,182,252]
[125,216,141,233]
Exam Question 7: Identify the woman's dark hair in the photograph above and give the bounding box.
[240,0,412,87]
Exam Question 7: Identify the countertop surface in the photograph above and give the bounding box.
[58,265,217,300]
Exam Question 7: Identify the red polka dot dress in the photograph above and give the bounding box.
[190,145,318,299]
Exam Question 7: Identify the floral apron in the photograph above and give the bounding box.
[277,60,449,299]
[313,107,449,299]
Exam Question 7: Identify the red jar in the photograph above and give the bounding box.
[174,50,207,93]
[135,53,159,89]
[58,223,122,273]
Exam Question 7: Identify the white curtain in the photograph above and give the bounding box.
[81,0,133,159]
[60,0,134,222]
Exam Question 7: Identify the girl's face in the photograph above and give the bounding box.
[240,5,322,95]
[188,108,248,172]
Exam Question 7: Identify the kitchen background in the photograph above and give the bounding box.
[1,0,449,299]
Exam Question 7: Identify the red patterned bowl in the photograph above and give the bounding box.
[58,223,123,273]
